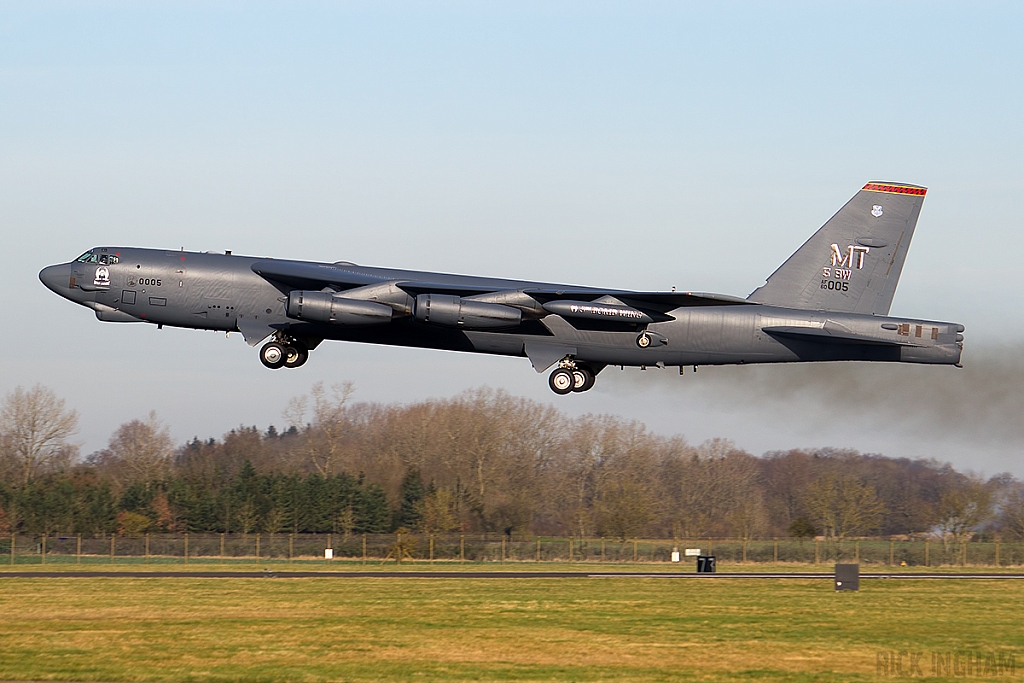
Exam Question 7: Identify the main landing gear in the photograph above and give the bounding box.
[548,360,597,395]
[260,335,309,370]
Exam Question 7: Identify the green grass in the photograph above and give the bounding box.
[0,576,1021,682]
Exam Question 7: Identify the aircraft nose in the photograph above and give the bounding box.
[39,264,70,294]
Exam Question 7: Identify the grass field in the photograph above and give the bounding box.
[1,574,1022,682]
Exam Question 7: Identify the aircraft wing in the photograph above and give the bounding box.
[251,260,385,289]
[251,260,758,311]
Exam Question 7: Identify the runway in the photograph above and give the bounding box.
[2,571,1024,579]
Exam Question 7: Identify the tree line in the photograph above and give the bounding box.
[2,383,1023,545]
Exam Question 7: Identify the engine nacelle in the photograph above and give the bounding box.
[414,294,521,329]
[286,291,393,325]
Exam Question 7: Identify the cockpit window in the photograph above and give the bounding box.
[75,251,117,264]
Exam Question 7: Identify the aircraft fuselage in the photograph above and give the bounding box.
[39,246,962,381]
[37,183,966,393]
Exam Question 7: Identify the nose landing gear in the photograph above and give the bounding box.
[260,335,309,370]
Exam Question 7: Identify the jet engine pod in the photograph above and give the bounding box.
[286,291,393,325]
[414,294,522,329]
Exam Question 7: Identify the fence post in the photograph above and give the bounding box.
[889,539,894,566]
[925,538,929,567]
[461,535,465,564]
[145,533,150,564]
[41,534,46,565]
[429,536,434,563]
[220,533,225,562]
[110,535,115,564]
[535,538,540,563]
[77,534,82,564]
[996,540,1001,567]
[256,533,261,561]
[773,539,778,563]
[709,537,713,555]
[568,537,572,564]
[601,537,606,563]
[184,533,189,564]
[742,539,747,563]
[633,538,638,563]
[9,533,13,565]
[961,541,967,566]
[327,533,333,563]
[855,540,860,563]
[288,533,293,563]
[814,539,819,564]
[362,534,366,565]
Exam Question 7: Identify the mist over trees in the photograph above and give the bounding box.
[1,382,1023,542]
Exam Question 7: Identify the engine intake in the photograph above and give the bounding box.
[287,291,393,325]
[414,294,521,329]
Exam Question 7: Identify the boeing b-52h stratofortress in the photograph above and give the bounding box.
[40,182,963,394]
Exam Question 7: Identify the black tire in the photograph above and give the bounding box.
[548,368,575,395]
[636,332,652,348]
[284,344,309,369]
[573,366,596,392]
[260,342,287,369]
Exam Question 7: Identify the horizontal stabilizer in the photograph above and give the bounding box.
[762,324,922,347]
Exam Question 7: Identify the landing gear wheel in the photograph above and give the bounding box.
[572,367,595,393]
[260,342,287,369]
[283,344,309,368]
[549,367,575,395]
[636,331,652,348]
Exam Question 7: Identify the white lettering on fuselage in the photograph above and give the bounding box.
[568,304,645,320]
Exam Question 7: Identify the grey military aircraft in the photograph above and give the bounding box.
[40,181,962,394]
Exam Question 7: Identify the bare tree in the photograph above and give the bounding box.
[284,381,355,476]
[804,474,885,556]
[418,489,460,534]
[666,439,762,539]
[336,505,356,539]
[88,412,174,490]
[999,485,1024,540]
[936,477,992,554]
[596,479,654,541]
[0,385,79,485]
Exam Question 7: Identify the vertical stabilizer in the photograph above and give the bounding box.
[747,182,926,315]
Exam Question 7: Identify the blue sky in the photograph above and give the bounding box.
[3,2,1023,472]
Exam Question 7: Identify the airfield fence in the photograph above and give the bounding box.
[4,533,1024,567]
